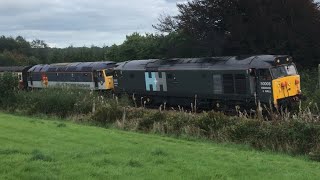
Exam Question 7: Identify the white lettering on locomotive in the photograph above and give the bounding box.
[260,81,272,94]
[260,82,271,86]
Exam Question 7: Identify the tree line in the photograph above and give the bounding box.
[1,0,320,66]
[154,0,320,66]
[0,36,110,66]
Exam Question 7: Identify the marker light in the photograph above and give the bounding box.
[295,79,300,84]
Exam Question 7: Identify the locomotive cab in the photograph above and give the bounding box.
[256,57,301,108]
[270,63,301,107]
[95,69,114,90]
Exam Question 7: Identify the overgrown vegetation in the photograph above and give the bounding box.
[0,73,18,109]
[16,89,94,117]
[1,72,320,161]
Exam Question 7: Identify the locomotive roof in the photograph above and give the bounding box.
[115,55,292,71]
[0,66,31,72]
[28,61,116,73]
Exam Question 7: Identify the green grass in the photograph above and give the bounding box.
[0,113,320,179]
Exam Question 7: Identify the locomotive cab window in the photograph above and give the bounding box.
[259,69,272,81]
[98,71,103,77]
[270,64,297,79]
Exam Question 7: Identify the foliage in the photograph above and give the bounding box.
[299,68,318,97]
[91,99,124,124]
[0,35,110,65]
[105,32,206,62]
[0,73,18,108]
[155,0,320,66]
[16,89,95,117]
[115,108,320,158]
[299,68,320,112]
[2,84,320,159]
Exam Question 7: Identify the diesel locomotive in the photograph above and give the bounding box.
[0,55,302,110]
[27,62,116,90]
[113,55,301,109]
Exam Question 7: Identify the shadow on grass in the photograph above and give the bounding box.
[127,159,143,168]
[94,158,119,167]
[30,149,54,162]
[57,123,67,128]
[0,149,22,155]
[151,148,168,157]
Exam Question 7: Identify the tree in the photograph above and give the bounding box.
[154,0,320,66]
[31,39,48,49]
[0,73,18,108]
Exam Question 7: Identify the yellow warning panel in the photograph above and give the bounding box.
[105,76,114,90]
[272,75,301,105]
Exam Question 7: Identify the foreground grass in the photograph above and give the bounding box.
[0,113,319,179]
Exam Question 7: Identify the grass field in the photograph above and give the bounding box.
[0,113,320,179]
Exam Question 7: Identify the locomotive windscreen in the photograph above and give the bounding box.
[270,64,297,79]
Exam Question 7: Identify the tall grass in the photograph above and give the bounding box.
[115,108,320,159]
[15,89,95,117]
[0,73,18,110]
[2,73,320,160]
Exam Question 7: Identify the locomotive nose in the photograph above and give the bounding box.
[273,75,301,105]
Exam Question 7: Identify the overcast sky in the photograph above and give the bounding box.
[2,0,319,48]
[0,0,186,47]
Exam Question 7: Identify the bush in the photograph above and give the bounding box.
[2,77,320,160]
[138,111,166,131]
[0,73,18,109]
[164,112,194,134]
[197,111,236,134]
[91,100,123,124]
[118,108,320,158]
[16,88,95,117]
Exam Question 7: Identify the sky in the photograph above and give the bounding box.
[0,0,186,48]
[2,0,319,48]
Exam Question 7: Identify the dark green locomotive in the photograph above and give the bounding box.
[113,55,301,110]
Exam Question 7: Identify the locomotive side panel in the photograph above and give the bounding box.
[114,68,254,108]
[115,70,147,94]
[28,62,116,91]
